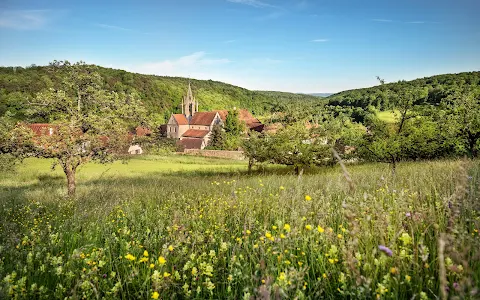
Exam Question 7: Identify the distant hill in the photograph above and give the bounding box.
[0,64,323,123]
[326,71,480,110]
[308,93,333,97]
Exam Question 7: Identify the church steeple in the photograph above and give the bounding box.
[183,81,197,120]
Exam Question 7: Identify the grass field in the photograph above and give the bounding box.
[1,156,479,299]
[376,111,399,124]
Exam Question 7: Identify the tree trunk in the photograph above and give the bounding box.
[468,135,478,158]
[66,167,76,196]
[248,159,253,174]
[391,159,397,177]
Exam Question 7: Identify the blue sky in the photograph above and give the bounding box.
[0,0,479,93]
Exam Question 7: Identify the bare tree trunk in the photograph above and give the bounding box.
[61,158,78,197]
[248,158,253,174]
[391,159,397,177]
[66,167,76,196]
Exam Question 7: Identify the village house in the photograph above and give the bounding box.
[166,83,263,150]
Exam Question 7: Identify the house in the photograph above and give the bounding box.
[166,83,263,150]
[28,123,56,136]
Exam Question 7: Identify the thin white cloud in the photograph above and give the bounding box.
[372,19,393,22]
[226,0,276,8]
[132,52,231,77]
[0,10,53,30]
[95,23,135,32]
[407,21,426,24]
[311,39,329,42]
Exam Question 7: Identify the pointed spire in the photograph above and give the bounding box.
[187,81,193,101]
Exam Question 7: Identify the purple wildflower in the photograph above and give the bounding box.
[405,212,411,217]
[378,245,393,256]
[453,282,459,289]
[103,274,107,278]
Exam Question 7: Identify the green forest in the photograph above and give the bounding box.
[0,62,322,124]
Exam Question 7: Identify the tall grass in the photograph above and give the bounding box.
[1,158,479,299]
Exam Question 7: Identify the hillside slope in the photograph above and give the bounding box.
[0,64,322,123]
[326,71,480,110]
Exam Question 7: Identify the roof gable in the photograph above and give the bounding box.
[172,114,189,125]
[190,112,219,126]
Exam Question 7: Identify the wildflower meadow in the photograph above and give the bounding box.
[1,156,479,299]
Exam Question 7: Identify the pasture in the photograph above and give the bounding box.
[1,156,479,299]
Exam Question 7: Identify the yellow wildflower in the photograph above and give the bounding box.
[143,250,149,257]
[337,234,343,239]
[305,224,312,231]
[124,254,136,261]
[265,232,272,238]
[317,226,325,233]
[253,244,259,249]
[405,275,411,282]
[150,263,155,269]
[158,256,166,265]
[390,267,397,274]
[280,186,285,190]
[298,261,303,267]
[284,224,291,232]
[328,259,335,264]
[305,195,312,201]
[168,245,174,252]
[246,230,251,235]
[272,226,277,230]
[192,267,198,275]
[280,233,286,239]
[139,257,148,263]
[152,291,159,299]
[163,272,171,278]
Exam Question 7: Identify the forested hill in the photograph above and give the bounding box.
[326,71,480,110]
[0,64,322,123]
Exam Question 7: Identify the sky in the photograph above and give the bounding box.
[0,0,479,93]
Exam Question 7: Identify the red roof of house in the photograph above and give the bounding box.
[182,129,210,138]
[213,110,229,122]
[177,138,204,150]
[172,114,189,125]
[135,126,152,136]
[28,123,56,136]
[213,109,263,131]
[190,112,218,126]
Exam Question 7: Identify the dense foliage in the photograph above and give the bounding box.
[327,72,480,111]
[0,63,323,123]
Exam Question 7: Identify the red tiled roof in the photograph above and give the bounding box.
[190,112,218,126]
[173,114,189,125]
[182,129,210,138]
[135,126,152,136]
[177,138,203,150]
[213,109,263,131]
[28,123,56,136]
[213,110,229,122]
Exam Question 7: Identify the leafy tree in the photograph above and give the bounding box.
[9,61,146,196]
[242,131,272,172]
[224,109,243,135]
[441,89,480,157]
[207,124,226,149]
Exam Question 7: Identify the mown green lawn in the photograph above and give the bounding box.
[1,156,479,299]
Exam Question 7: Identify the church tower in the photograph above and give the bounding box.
[181,82,197,121]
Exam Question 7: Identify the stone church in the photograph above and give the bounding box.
[166,83,264,150]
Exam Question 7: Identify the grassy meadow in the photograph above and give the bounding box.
[1,156,479,299]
